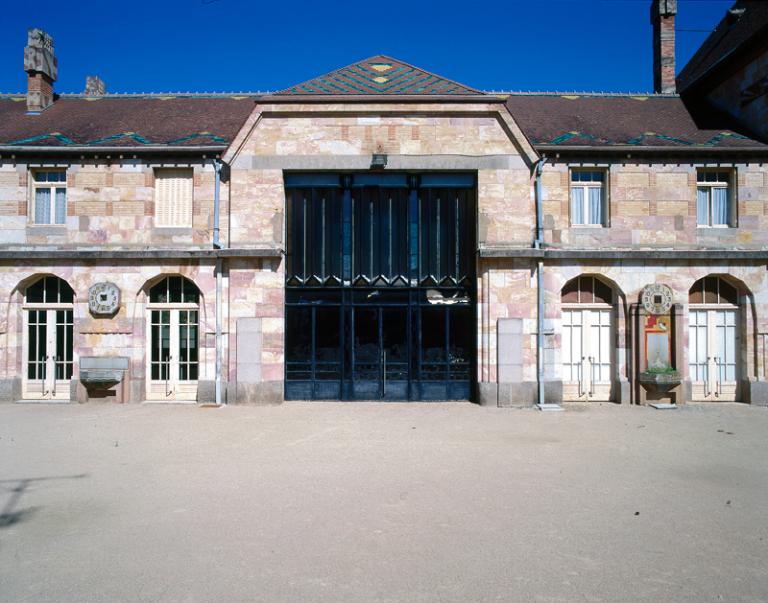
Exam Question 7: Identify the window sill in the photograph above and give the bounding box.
[570,224,607,229]
[26,224,68,236]
[154,227,194,235]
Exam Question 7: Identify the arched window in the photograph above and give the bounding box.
[688,276,737,306]
[23,276,74,400]
[561,275,613,305]
[689,276,738,400]
[561,276,614,401]
[147,276,200,401]
[149,275,199,304]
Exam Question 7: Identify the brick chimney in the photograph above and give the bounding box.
[651,0,677,94]
[85,76,106,96]
[24,28,57,113]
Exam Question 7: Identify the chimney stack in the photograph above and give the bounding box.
[651,0,677,94]
[85,76,106,96]
[24,28,57,113]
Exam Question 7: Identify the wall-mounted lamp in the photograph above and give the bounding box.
[370,153,387,170]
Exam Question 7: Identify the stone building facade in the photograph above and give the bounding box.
[678,0,768,144]
[2,3,768,406]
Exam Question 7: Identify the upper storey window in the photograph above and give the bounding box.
[697,170,734,228]
[570,170,606,226]
[32,170,67,225]
[155,169,193,228]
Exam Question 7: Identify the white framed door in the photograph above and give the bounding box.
[689,308,737,400]
[147,308,199,401]
[563,307,613,401]
[24,308,74,400]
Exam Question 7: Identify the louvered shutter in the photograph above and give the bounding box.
[155,169,193,227]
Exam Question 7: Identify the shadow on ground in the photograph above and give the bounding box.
[0,474,87,529]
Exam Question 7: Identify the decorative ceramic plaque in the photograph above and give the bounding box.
[641,283,673,315]
[644,315,672,371]
[88,282,120,315]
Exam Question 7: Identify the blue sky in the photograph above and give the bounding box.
[0,0,734,94]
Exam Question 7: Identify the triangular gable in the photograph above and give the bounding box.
[278,55,482,96]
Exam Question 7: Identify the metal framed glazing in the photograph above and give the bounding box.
[285,173,476,401]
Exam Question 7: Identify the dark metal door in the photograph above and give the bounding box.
[284,173,476,401]
[349,304,408,400]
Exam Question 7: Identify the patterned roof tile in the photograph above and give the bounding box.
[278,55,482,96]
[505,94,768,149]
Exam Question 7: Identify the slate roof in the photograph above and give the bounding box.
[276,55,482,96]
[677,0,768,93]
[504,94,768,149]
[0,95,257,148]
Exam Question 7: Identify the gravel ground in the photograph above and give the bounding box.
[1,401,767,603]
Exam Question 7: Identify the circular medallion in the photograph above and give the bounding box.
[88,282,120,315]
[641,283,673,315]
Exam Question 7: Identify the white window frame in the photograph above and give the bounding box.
[562,303,613,400]
[145,276,201,401]
[22,276,75,400]
[570,169,607,227]
[696,169,734,228]
[688,304,738,400]
[30,169,67,226]
[154,168,194,228]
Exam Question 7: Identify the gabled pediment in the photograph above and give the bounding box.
[278,55,482,96]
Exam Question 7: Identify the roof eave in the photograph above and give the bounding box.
[0,145,228,155]
[678,21,768,94]
[535,144,768,155]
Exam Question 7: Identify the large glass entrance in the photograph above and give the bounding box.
[284,173,476,401]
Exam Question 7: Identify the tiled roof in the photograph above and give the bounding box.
[677,1,768,92]
[0,95,257,148]
[277,55,482,96]
[505,94,768,149]
[1,57,766,153]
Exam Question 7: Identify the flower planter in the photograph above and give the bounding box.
[638,370,682,394]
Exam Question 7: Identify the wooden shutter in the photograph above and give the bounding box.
[155,169,193,227]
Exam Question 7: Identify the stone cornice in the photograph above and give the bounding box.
[0,247,284,260]
[479,247,768,260]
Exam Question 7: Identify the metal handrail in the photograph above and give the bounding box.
[715,356,723,397]
[46,354,55,398]
[704,357,711,397]
[166,354,172,397]
[383,351,387,396]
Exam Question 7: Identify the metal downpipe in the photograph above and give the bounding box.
[537,258,545,407]
[213,159,222,250]
[534,157,561,411]
[213,159,224,406]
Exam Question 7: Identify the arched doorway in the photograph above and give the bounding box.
[146,276,200,401]
[561,275,614,401]
[689,276,738,401]
[23,276,75,400]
